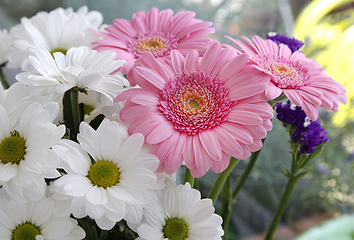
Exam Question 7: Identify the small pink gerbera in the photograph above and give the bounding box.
[115,42,274,177]
[93,7,215,86]
[226,35,347,120]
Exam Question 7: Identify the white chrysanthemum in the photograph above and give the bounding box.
[134,180,224,240]
[7,6,103,69]
[0,197,85,240]
[0,102,65,202]
[0,29,13,65]
[52,119,161,230]
[15,46,129,100]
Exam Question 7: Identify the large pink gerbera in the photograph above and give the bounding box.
[115,42,273,177]
[93,7,215,86]
[226,35,347,120]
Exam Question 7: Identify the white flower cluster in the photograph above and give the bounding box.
[0,5,223,240]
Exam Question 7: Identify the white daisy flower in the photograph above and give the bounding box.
[0,29,13,65]
[0,197,85,240]
[134,180,224,240]
[52,119,161,230]
[16,46,129,100]
[7,6,103,69]
[0,102,65,202]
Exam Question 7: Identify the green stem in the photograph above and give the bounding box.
[208,157,240,204]
[221,147,263,231]
[63,89,81,141]
[264,174,298,240]
[183,167,194,188]
[232,148,262,200]
[0,67,9,89]
[99,230,108,240]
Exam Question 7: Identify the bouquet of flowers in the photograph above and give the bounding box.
[0,5,347,240]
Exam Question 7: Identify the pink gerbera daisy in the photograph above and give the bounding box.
[226,35,347,120]
[115,42,273,177]
[93,7,215,86]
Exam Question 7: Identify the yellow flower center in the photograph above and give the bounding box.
[0,131,26,165]
[12,222,41,240]
[136,37,168,54]
[87,160,120,188]
[50,48,68,57]
[188,99,200,109]
[162,218,189,240]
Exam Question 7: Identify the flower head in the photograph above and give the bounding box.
[0,197,85,240]
[93,7,215,86]
[276,100,328,154]
[116,42,273,177]
[267,32,304,53]
[15,46,129,100]
[227,35,347,120]
[133,180,224,240]
[52,119,161,230]
[0,102,64,202]
[8,6,102,69]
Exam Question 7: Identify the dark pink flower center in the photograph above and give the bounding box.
[128,32,178,58]
[256,55,313,89]
[160,71,231,135]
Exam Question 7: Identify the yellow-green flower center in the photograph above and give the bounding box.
[83,104,95,115]
[50,48,68,57]
[188,99,200,109]
[162,218,189,240]
[87,160,120,188]
[0,131,26,165]
[12,222,41,240]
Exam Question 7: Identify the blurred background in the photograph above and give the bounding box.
[2,0,354,239]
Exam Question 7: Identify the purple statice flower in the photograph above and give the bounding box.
[297,119,329,154]
[267,32,304,53]
[276,100,307,127]
[276,100,329,154]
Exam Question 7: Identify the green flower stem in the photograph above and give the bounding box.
[63,89,81,141]
[208,157,240,204]
[264,173,298,240]
[0,67,10,89]
[221,147,263,231]
[99,230,108,240]
[264,151,306,240]
[183,167,194,188]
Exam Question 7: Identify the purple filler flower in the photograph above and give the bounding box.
[267,32,304,53]
[276,100,329,154]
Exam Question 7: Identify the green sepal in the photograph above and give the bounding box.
[281,166,291,178]
[299,144,325,169]
[295,169,312,181]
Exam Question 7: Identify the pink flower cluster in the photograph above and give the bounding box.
[93,7,347,177]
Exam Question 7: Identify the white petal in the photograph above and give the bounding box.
[85,200,107,219]
[114,133,144,166]
[31,198,54,226]
[0,164,18,183]
[95,215,116,230]
[63,175,92,197]
[93,119,121,161]
[41,218,74,239]
[71,197,88,218]
[137,223,164,240]
[86,186,108,205]
[8,199,27,224]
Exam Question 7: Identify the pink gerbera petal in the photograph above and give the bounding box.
[93,7,215,86]
[228,35,347,120]
[117,42,274,177]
